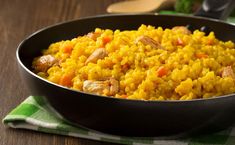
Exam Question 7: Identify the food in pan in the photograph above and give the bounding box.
[32,24,235,101]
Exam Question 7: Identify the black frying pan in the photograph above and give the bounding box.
[17,0,235,137]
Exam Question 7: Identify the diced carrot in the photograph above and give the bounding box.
[59,73,74,87]
[207,39,214,45]
[157,66,168,77]
[176,37,184,45]
[195,53,208,59]
[63,43,73,54]
[120,94,128,99]
[102,36,112,45]
[104,59,113,68]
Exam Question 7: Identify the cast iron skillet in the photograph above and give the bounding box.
[17,0,235,137]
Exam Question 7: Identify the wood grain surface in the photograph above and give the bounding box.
[0,0,121,144]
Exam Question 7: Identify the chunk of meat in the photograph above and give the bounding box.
[83,78,119,96]
[87,32,101,41]
[33,55,58,72]
[109,78,119,95]
[221,66,235,79]
[85,48,108,65]
[83,80,109,95]
[172,26,191,35]
[136,35,163,49]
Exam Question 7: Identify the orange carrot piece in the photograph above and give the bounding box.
[207,39,214,45]
[120,94,128,99]
[59,73,73,87]
[157,66,168,77]
[195,53,208,59]
[102,36,112,45]
[176,37,184,45]
[63,43,73,54]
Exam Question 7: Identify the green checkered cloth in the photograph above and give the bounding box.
[2,96,235,145]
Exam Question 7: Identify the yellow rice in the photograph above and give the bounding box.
[33,24,235,101]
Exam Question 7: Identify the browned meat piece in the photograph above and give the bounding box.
[136,35,163,49]
[83,78,119,96]
[87,32,101,41]
[222,66,235,79]
[85,48,108,65]
[172,26,191,35]
[33,55,58,72]
[109,78,119,95]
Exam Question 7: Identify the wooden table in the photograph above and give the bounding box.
[0,0,121,144]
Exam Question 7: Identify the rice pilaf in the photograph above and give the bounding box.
[32,24,235,101]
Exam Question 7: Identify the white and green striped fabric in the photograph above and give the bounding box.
[3,96,235,145]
